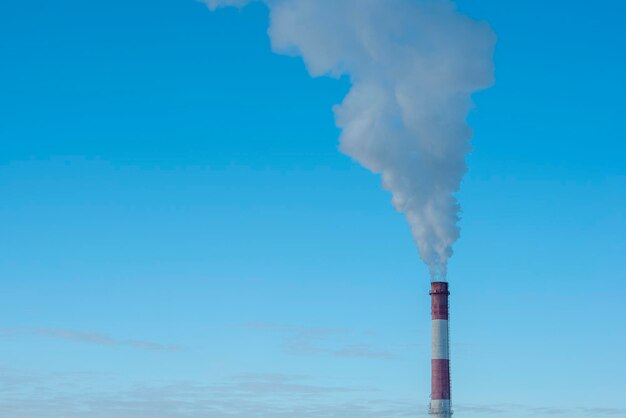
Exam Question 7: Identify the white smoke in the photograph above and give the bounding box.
[204,0,496,279]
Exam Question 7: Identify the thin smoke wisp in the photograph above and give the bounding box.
[204,0,496,279]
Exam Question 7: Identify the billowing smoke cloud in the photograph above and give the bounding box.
[204,0,496,279]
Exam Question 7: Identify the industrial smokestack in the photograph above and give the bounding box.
[430,281,451,417]
[204,0,494,413]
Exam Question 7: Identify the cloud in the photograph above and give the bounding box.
[454,403,507,414]
[201,0,251,10]
[228,373,360,395]
[0,368,415,418]
[454,403,626,418]
[528,406,569,415]
[332,344,398,360]
[576,407,626,416]
[0,328,183,352]
[243,321,397,360]
[1,366,624,418]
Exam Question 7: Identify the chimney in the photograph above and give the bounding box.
[430,281,452,417]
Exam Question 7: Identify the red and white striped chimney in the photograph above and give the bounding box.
[430,281,452,417]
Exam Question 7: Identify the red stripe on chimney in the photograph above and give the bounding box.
[431,359,451,400]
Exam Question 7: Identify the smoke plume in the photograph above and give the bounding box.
[204,0,496,279]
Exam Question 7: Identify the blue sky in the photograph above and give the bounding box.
[1,0,625,417]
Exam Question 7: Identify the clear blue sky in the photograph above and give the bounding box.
[1,1,625,417]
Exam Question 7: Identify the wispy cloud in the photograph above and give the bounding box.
[1,366,625,418]
[243,321,397,360]
[0,368,404,418]
[528,406,569,415]
[454,403,509,414]
[454,403,626,417]
[0,328,183,352]
[228,373,361,396]
[333,344,398,360]
[575,407,626,416]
